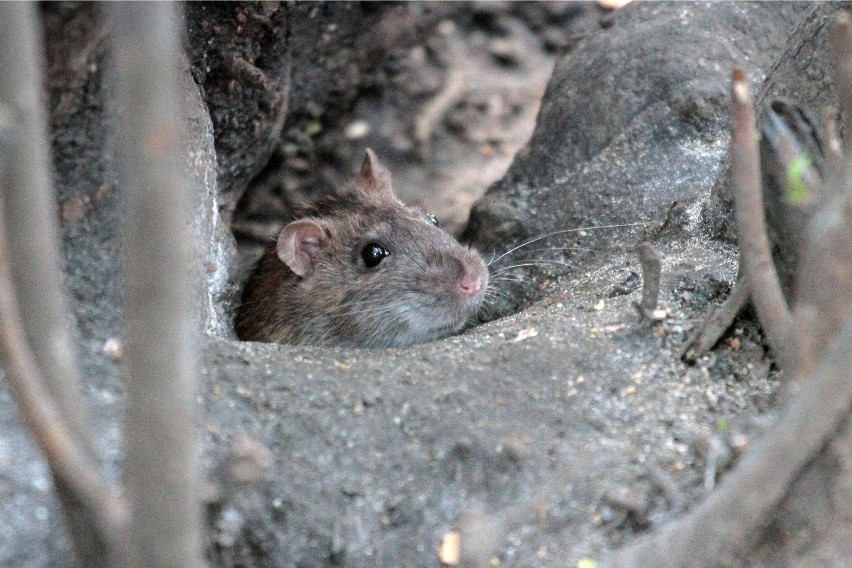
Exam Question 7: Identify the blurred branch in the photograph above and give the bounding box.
[610,22,852,564]
[729,68,794,370]
[110,3,204,568]
[0,4,119,566]
[0,1,93,447]
[0,124,127,560]
[608,312,852,568]
[830,12,852,155]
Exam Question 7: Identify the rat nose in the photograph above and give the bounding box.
[459,274,481,295]
[456,255,486,296]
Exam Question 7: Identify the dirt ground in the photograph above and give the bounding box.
[1,3,848,568]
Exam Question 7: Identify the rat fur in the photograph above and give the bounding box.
[235,150,488,348]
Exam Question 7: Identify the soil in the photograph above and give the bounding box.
[0,3,849,568]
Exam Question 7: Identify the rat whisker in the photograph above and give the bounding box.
[517,245,603,256]
[489,273,533,283]
[490,260,572,274]
[486,222,647,267]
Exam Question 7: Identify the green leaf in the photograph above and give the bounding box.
[786,155,812,205]
[305,121,322,136]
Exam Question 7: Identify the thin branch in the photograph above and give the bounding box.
[0,5,117,565]
[607,312,852,568]
[729,68,794,369]
[0,0,94,469]
[636,241,661,317]
[821,108,843,177]
[680,270,749,361]
[110,3,203,568]
[0,154,128,558]
[829,11,852,209]
[762,101,822,200]
[830,11,852,150]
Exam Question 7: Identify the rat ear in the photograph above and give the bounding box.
[276,220,328,277]
[355,148,394,197]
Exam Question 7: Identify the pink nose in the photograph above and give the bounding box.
[459,277,481,294]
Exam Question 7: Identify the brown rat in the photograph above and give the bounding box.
[234,149,489,348]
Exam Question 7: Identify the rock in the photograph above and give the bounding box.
[462,1,806,318]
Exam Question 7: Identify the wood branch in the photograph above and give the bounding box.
[830,11,852,153]
[762,101,822,202]
[636,241,661,317]
[0,5,117,565]
[830,11,852,208]
[110,3,204,568]
[0,150,128,561]
[821,108,843,177]
[0,0,95,475]
[729,68,794,371]
[607,312,852,568]
[680,270,749,361]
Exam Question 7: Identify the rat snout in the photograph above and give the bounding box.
[454,250,488,299]
[459,275,481,294]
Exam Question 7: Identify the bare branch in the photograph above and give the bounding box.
[762,101,822,202]
[607,312,852,568]
[729,69,794,369]
[0,0,94,471]
[680,270,749,360]
[636,241,661,317]
[110,3,204,568]
[0,143,128,558]
[0,5,120,565]
[830,11,852,149]
[821,108,843,177]
[830,11,852,223]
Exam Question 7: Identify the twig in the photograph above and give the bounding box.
[0,163,128,559]
[607,312,852,568]
[830,12,852,214]
[644,201,684,241]
[1,5,116,565]
[413,31,468,160]
[0,0,95,470]
[414,67,466,159]
[679,270,749,361]
[111,3,203,568]
[830,11,852,153]
[729,68,794,369]
[762,101,822,200]
[635,241,661,317]
[821,108,843,177]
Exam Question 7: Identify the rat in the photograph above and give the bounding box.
[234,149,489,348]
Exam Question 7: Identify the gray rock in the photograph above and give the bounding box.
[462,1,806,317]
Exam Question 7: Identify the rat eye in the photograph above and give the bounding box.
[426,213,439,227]
[361,242,390,268]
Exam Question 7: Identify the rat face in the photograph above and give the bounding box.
[252,149,488,348]
[332,204,486,347]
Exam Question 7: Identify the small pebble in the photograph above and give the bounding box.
[438,531,460,565]
[344,120,370,140]
[102,338,124,359]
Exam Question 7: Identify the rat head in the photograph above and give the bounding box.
[270,149,488,348]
